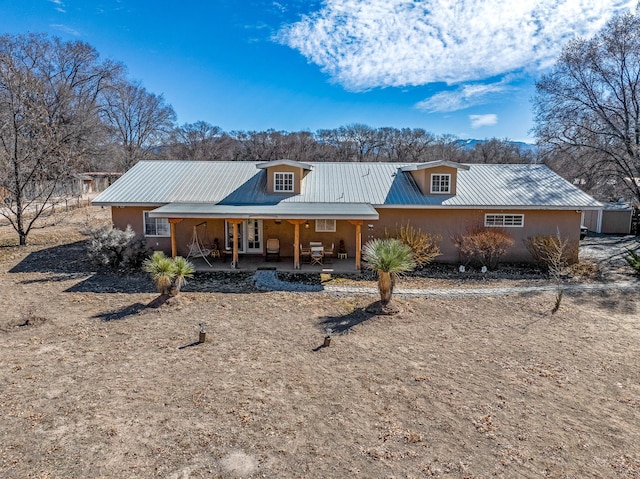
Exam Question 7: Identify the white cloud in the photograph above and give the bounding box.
[276,0,636,91]
[415,81,510,112]
[469,114,498,128]
[50,24,80,36]
[49,0,66,13]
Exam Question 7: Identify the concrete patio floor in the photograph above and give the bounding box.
[188,254,360,274]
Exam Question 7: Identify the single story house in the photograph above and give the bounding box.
[92,159,602,269]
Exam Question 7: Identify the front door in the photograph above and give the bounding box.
[246,219,262,253]
[225,220,262,253]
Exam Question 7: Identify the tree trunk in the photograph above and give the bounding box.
[378,271,393,305]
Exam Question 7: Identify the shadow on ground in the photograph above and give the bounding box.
[569,288,638,315]
[318,304,380,334]
[8,241,93,274]
[66,273,154,294]
[91,303,147,321]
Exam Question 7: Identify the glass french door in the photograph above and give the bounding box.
[246,219,262,253]
[225,220,262,253]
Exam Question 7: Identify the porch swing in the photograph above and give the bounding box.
[186,221,213,267]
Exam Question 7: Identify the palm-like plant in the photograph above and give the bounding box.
[362,238,416,306]
[142,252,194,296]
[170,256,195,294]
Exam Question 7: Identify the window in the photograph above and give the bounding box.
[274,172,294,192]
[315,219,336,232]
[431,174,451,194]
[144,211,170,236]
[484,214,524,227]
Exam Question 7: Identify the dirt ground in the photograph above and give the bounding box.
[1,207,639,479]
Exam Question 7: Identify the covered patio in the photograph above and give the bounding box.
[148,202,379,271]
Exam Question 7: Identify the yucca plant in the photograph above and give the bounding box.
[170,256,195,294]
[142,252,194,296]
[362,238,416,306]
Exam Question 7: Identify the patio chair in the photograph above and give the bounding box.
[338,240,347,259]
[310,245,324,265]
[300,243,311,263]
[324,242,334,263]
[210,238,221,259]
[266,238,280,261]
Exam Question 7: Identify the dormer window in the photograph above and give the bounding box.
[274,172,294,192]
[431,174,451,194]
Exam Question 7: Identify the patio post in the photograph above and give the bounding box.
[349,220,363,270]
[168,218,183,258]
[287,219,306,269]
[227,219,243,268]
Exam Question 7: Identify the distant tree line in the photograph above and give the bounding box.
[153,123,536,166]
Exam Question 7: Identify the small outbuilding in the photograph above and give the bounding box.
[582,201,634,235]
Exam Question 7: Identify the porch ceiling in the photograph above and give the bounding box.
[147,202,379,220]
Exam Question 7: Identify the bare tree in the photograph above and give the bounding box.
[466,138,533,164]
[379,127,437,162]
[101,79,175,171]
[0,33,122,245]
[424,134,465,163]
[168,121,234,161]
[533,10,640,205]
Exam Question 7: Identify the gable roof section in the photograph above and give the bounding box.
[92,160,602,210]
[256,159,313,170]
[400,160,470,171]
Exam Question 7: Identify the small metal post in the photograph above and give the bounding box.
[323,328,332,347]
[199,323,206,343]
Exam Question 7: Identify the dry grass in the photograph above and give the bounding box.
[0,208,639,478]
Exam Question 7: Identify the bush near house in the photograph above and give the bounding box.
[386,223,441,269]
[524,235,578,272]
[85,224,151,271]
[452,227,514,270]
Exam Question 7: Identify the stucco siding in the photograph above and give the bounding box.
[111,206,581,263]
[375,208,581,262]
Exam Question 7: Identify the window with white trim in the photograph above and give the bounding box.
[144,211,170,236]
[484,214,524,227]
[315,219,336,232]
[431,174,451,193]
[274,172,294,192]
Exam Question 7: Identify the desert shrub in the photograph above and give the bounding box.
[625,249,640,274]
[85,224,152,271]
[452,227,514,270]
[524,235,578,271]
[386,223,441,269]
[143,251,194,295]
[568,259,600,280]
[524,232,576,313]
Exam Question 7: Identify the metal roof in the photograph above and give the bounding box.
[148,202,379,219]
[92,160,602,210]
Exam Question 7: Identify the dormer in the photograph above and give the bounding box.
[256,159,313,195]
[400,160,470,196]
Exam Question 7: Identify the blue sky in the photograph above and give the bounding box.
[0,0,636,142]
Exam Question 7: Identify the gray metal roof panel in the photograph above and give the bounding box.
[148,202,379,219]
[92,161,602,209]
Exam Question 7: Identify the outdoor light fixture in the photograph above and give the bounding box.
[275,219,282,225]
[368,224,374,230]
[305,221,310,229]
